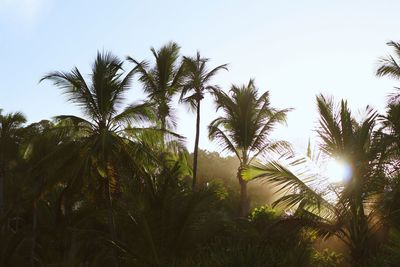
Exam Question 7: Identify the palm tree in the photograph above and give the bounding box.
[40,51,155,266]
[0,110,26,217]
[375,103,400,233]
[376,41,400,103]
[208,80,290,216]
[180,51,227,190]
[246,95,387,267]
[376,41,400,80]
[376,42,400,236]
[127,42,185,136]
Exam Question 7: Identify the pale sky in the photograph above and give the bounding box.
[1,0,399,153]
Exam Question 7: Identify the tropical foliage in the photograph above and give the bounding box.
[244,95,386,266]
[1,40,400,266]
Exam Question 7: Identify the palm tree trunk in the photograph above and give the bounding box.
[0,160,5,218]
[237,163,249,217]
[160,116,167,148]
[105,179,119,267]
[239,178,248,217]
[31,201,37,267]
[192,101,201,190]
[0,160,5,234]
[349,196,369,267]
[160,117,166,133]
[239,151,250,217]
[159,100,168,145]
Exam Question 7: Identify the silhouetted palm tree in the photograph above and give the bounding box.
[246,95,386,267]
[127,42,185,136]
[376,41,400,80]
[209,80,290,216]
[41,51,155,266]
[180,51,227,189]
[376,41,400,103]
[0,110,26,217]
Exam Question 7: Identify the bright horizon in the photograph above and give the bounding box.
[1,0,400,154]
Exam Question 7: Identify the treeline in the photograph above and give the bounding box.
[1,41,400,266]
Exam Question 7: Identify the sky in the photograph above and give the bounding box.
[1,0,400,154]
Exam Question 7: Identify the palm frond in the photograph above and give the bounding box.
[112,102,156,127]
[41,68,99,119]
[244,156,336,217]
[316,94,343,156]
[208,125,240,160]
[376,41,400,79]
[249,140,292,163]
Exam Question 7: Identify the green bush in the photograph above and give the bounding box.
[312,249,344,267]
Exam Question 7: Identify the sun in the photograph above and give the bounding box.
[325,160,352,184]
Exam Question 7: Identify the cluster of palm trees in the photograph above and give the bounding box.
[244,42,400,266]
[1,40,400,266]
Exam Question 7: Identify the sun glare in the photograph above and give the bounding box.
[325,160,352,184]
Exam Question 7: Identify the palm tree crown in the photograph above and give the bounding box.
[376,41,400,103]
[376,41,400,80]
[180,51,227,108]
[209,80,289,163]
[40,51,155,198]
[127,42,185,132]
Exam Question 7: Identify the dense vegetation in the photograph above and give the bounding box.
[1,41,400,266]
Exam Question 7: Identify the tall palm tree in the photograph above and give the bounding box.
[180,51,227,190]
[127,42,185,135]
[377,103,400,232]
[0,110,26,217]
[375,41,400,241]
[40,51,155,266]
[209,80,290,216]
[246,95,387,267]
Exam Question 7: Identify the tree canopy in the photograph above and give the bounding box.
[0,41,400,267]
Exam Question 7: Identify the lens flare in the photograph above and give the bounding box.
[325,160,352,183]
